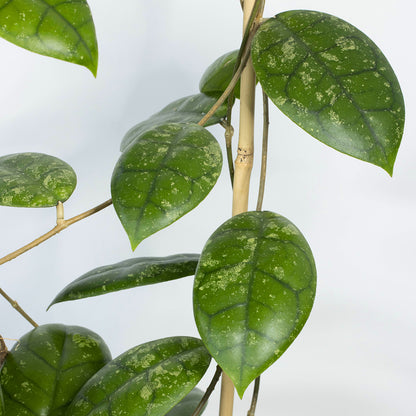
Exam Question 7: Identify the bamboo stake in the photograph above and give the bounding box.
[219,2,263,415]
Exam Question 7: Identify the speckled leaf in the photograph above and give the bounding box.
[0,0,98,75]
[165,388,205,416]
[121,94,228,151]
[251,10,405,175]
[199,50,241,99]
[49,254,200,307]
[193,211,316,397]
[112,123,222,250]
[0,324,111,416]
[0,153,77,207]
[66,337,211,416]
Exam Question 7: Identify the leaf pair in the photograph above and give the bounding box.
[0,324,211,416]
[112,50,242,249]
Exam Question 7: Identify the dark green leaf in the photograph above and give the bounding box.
[0,385,4,416]
[0,0,98,75]
[0,153,77,207]
[66,337,211,416]
[112,123,222,250]
[165,388,205,416]
[199,50,241,99]
[0,324,111,416]
[49,253,200,307]
[193,211,316,397]
[121,94,228,151]
[251,10,405,175]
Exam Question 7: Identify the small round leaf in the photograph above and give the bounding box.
[252,10,405,175]
[0,0,98,75]
[112,123,222,250]
[193,211,316,397]
[0,153,77,207]
[0,324,111,415]
[66,337,211,416]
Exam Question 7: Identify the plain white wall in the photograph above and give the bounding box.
[0,1,415,415]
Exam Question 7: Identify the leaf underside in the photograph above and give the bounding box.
[0,324,111,416]
[49,253,200,307]
[121,93,228,152]
[0,153,77,207]
[0,0,98,75]
[199,50,241,99]
[165,388,206,416]
[193,211,316,397]
[252,10,405,175]
[66,337,211,416]
[112,122,223,250]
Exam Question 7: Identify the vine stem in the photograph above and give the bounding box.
[191,365,223,416]
[256,91,269,211]
[0,199,112,267]
[247,377,260,416]
[0,287,38,327]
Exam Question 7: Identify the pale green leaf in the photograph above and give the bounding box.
[0,153,77,207]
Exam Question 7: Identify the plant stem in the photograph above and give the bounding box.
[256,91,269,211]
[191,365,222,416]
[0,199,112,267]
[0,287,38,327]
[247,377,260,416]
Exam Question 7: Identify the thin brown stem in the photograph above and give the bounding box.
[191,365,222,416]
[0,288,38,327]
[256,91,269,211]
[247,377,261,416]
[0,199,112,267]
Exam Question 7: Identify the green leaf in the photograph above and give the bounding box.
[0,153,77,207]
[112,123,223,250]
[193,211,316,397]
[199,50,241,99]
[49,254,200,307]
[66,337,211,416]
[0,324,111,416]
[0,385,4,416]
[165,388,205,416]
[0,0,98,75]
[121,94,229,152]
[251,10,405,175]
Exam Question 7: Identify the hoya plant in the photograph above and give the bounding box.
[0,0,408,415]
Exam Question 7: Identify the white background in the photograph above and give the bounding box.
[0,1,415,415]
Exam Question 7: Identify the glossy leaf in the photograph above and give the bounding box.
[0,0,98,75]
[66,337,211,416]
[0,153,77,207]
[121,94,228,151]
[0,324,111,416]
[112,123,222,250]
[165,388,205,416]
[199,50,241,99]
[194,211,316,397]
[251,10,405,175]
[49,253,200,307]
